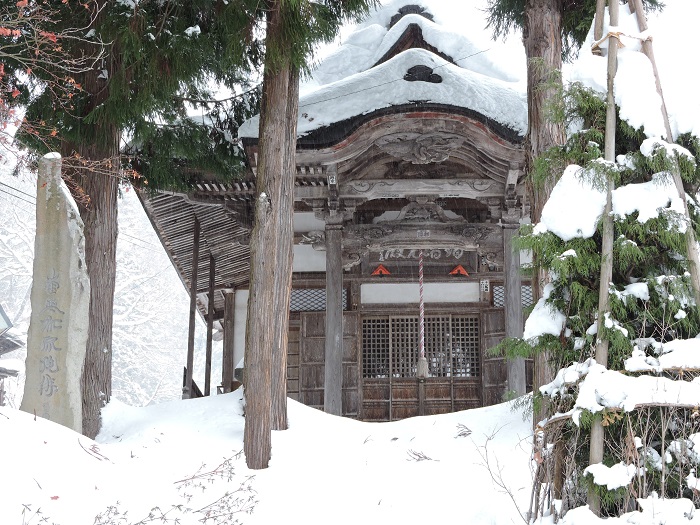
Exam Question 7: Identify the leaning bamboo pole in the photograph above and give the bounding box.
[629,0,700,309]
[592,0,606,54]
[588,0,619,515]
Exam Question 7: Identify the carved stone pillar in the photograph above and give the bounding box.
[503,219,526,395]
[324,218,344,415]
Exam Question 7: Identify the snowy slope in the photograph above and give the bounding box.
[0,163,219,408]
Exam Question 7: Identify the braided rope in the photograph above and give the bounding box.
[419,249,425,359]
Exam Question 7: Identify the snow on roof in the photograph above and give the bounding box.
[308,10,519,90]
[239,48,527,139]
[239,1,526,141]
[354,0,525,80]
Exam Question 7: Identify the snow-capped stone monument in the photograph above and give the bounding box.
[20,153,90,433]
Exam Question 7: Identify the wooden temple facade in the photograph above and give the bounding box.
[139,3,532,421]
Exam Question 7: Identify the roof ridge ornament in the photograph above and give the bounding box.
[404,65,442,83]
[389,5,435,28]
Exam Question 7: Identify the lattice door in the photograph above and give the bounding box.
[451,316,480,377]
[361,314,482,421]
[362,315,480,379]
[389,317,419,378]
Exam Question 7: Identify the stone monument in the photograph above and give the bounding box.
[20,153,90,433]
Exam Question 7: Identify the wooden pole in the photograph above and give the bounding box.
[323,220,344,415]
[589,0,619,515]
[205,253,216,396]
[592,0,606,55]
[184,217,200,400]
[504,223,525,395]
[629,0,700,309]
[629,0,673,141]
[222,290,235,393]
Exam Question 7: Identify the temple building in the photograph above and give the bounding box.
[139,1,532,421]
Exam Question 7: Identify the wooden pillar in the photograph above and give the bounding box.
[324,221,343,415]
[222,289,235,393]
[504,223,526,395]
[183,217,200,399]
[205,253,216,396]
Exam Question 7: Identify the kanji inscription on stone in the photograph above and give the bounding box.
[20,154,90,433]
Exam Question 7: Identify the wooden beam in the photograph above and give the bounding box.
[184,217,200,400]
[196,284,236,295]
[205,253,216,396]
[295,178,507,201]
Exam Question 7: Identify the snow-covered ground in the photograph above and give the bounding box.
[1,392,534,525]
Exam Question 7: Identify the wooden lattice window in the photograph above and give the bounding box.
[290,288,348,312]
[390,317,419,378]
[362,318,390,378]
[362,315,480,378]
[450,316,480,377]
[492,284,534,308]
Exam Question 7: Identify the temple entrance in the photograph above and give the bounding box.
[360,313,482,421]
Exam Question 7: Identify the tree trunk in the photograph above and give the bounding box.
[523,0,566,427]
[271,66,299,431]
[62,131,119,439]
[524,0,566,224]
[61,10,119,436]
[243,0,290,469]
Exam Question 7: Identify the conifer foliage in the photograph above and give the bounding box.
[505,84,700,519]
[3,0,262,438]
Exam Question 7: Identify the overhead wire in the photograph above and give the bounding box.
[297,48,491,110]
[0,181,36,202]
[120,231,160,248]
[217,47,492,111]
[0,187,35,208]
[0,183,166,253]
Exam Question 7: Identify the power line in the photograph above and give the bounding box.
[0,181,36,202]
[118,263,175,296]
[120,231,160,248]
[0,187,35,207]
[212,47,493,112]
[118,236,163,253]
[297,48,492,110]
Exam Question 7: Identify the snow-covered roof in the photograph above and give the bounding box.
[239,1,527,141]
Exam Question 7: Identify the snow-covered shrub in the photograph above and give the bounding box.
[511,83,700,520]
